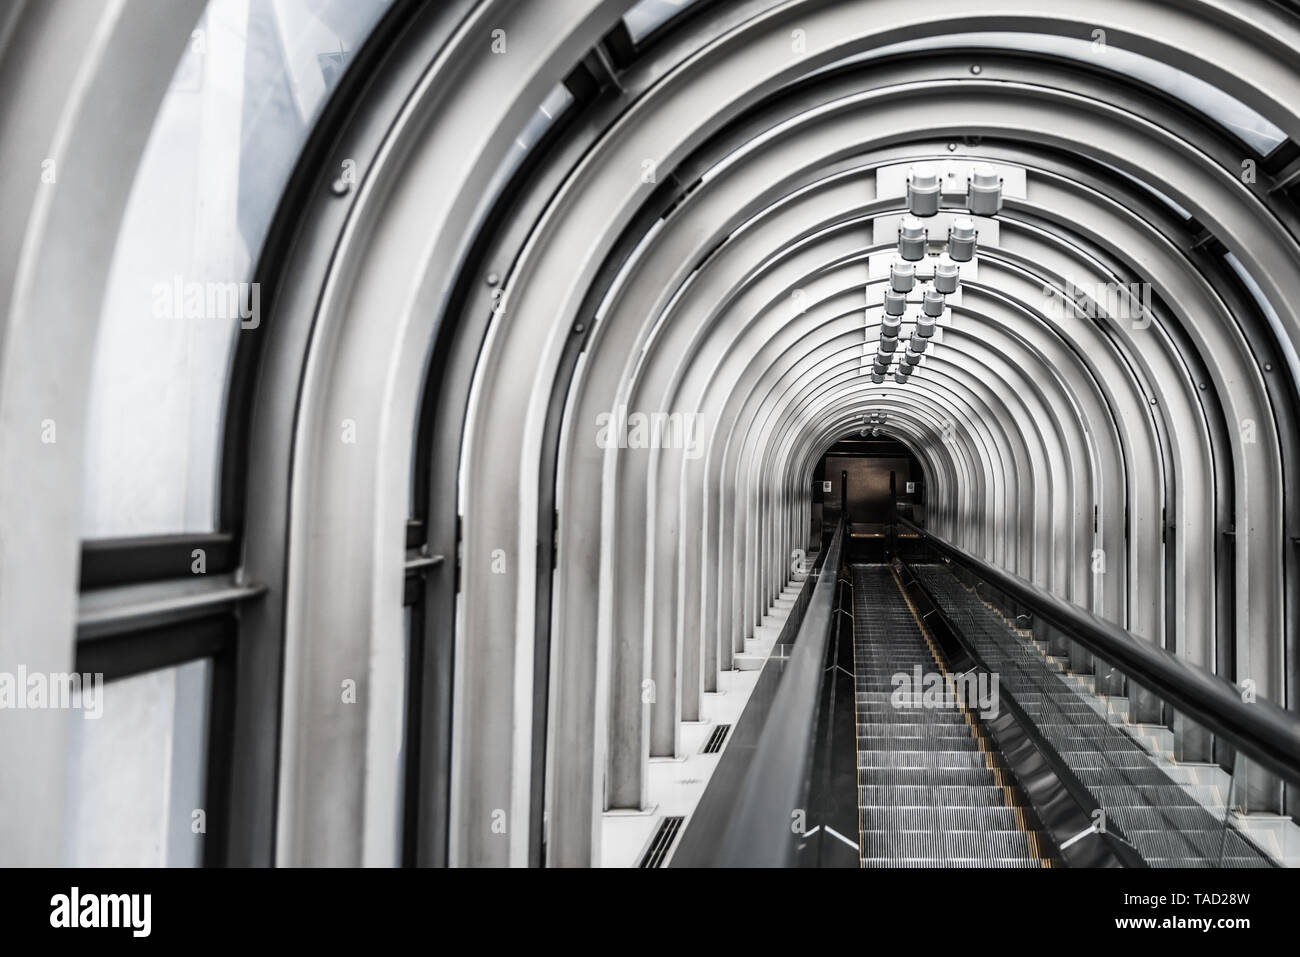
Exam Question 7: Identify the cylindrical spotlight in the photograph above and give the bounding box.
[922,284,945,318]
[907,167,941,217]
[871,371,886,384]
[904,350,923,367]
[934,257,960,295]
[909,336,929,354]
[898,216,927,261]
[895,369,912,384]
[878,335,898,353]
[881,313,902,338]
[884,289,907,316]
[948,216,977,262]
[890,257,916,293]
[968,163,1003,215]
[916,314,937,338]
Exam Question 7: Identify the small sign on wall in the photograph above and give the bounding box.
[906,482,916,494]
[821,481,833,493]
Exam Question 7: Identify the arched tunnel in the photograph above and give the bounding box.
[3,0,1300,876]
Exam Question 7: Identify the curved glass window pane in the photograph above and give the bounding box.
[625,0,699,44]
[1091,157,1193,220]
[485,83,574,204]
[82,0,394,540]
[1224,252,1300,393]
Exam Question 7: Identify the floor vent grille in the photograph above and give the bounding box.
[701,723,732,754]
[639,816,685,868]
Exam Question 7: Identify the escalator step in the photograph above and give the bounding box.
[857,749,990,768]
[859,829,1041,859]
[859,858,1049,868]
[1090,785,1203,807]
[857,735,981,751]
[857,784,1010,807]
[857,768,1001,788]
[859,806,1022,830]
[857,722,978,738]
[852,564,1047,867]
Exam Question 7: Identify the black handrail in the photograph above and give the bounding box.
[896,516,1300,787]
[704,518,846,866]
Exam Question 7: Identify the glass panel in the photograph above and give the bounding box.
[82,0,396,539]
[816,32,1287,155]
[900,533,1285,866]
[63,659,213,866]
[1224,252,1300,394]
[624,0,699,44]
[482,82,574,205]
[1090,157,1193,220]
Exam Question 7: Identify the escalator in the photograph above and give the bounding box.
[908,563,1272,867]
[850,559,1275,867]
[852,565,1054,867]
[672,518,1300,868]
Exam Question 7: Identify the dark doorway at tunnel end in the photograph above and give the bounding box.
[813,437,924,561]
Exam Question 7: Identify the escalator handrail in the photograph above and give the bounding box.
[709,517,845,866]
[896,516,1300,787]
